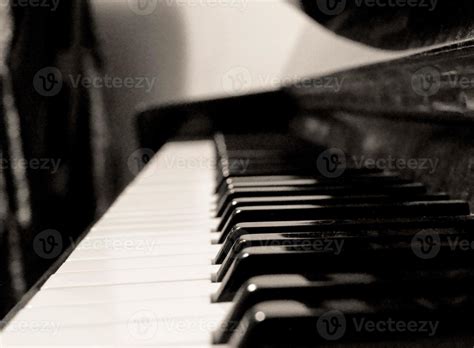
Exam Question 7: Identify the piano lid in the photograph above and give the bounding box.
[294,0,474,50]
[276,1,474,122]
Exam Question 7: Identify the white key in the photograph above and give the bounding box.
[28,281,221,307]
[59,253,213,273]
[66,241,219,260]
[44,265,219,288]
[2,141,225,347]
[13,298,230,327]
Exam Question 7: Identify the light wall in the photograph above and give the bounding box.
[89,0,404,184]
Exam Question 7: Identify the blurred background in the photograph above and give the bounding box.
[92,0,402,187]
[0,0,407,321]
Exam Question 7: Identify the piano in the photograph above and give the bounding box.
[2,2,474,347]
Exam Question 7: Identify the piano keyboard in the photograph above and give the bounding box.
[2,134,474,347]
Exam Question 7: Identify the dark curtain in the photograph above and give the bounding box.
[0,0,115,319]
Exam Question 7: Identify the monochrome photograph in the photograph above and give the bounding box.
[0,0,473,346]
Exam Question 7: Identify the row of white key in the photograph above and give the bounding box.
[1,141,229,347]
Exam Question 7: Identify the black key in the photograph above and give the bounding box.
[215,133,313,152]
[214,270,474,344]
[216,193,449,231]
[218,201,470,241]
[216,215,474,244]
[217,164,380,186]
[212,241,474,302]
[217,176,318,195]
[214,235,347,282]
[215,174,410,203]
[214,225,474,281]
[216,172,406,195]
[213,221,467,264]
[225,172,403,185]
[215,232,351,265]
[216,183,427,217]
[228,299,474,347]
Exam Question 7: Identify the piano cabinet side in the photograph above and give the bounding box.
[292,112,474,208]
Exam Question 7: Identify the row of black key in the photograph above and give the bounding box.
[210,133,474,347]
